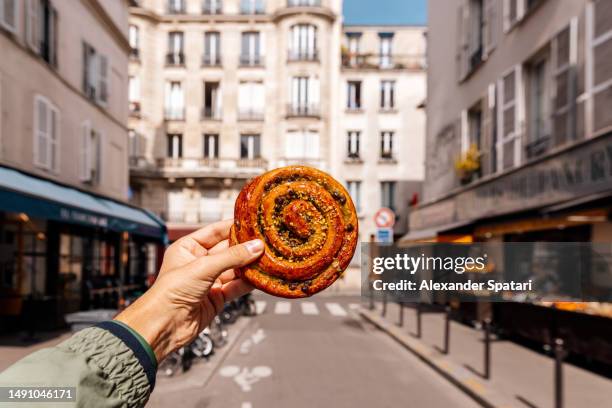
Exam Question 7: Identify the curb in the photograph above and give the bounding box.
[358,307,519,408]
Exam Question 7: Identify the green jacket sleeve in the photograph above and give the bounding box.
[0,321,157,408]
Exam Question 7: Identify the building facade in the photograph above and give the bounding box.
[127,0,426,243]
[0,0,165,332]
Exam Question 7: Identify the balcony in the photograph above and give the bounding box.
[202,54,221,66]
[162,210,223,225]
[166,52,185,66]
[238,108,264,121]
[129,101,141,117]
[144,157,268,179]
[201,107,222,120]
[524,135,551,160]
[341,52,425,70]
[164,108,185,121]
[202,5,222,14]
[167,5,186,14]
[287,0,321,6]
[286,103,320,118]
[239,54,263,67]
[287,49,319,62]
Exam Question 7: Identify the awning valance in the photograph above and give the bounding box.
[0,166,166,240]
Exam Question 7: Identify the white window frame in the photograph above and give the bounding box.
[347,80,361,109]
[502,0,526,33]
[380,80,395,110]
[496,64,524,171]
[285,130,319,160]
[79,120,102,183]
[26,0,40,52]
[33,95,60,172]
[204,31,220,65]
[346,181,361,213]
[380,131,394,158]
[165,81,184,120]
[128,76,140,103]
[0,0,19,33]
[129,24,139,50]
[347,131,360,158]
[379,35,393,68]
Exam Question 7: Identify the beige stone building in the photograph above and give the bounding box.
[0,0,165,331]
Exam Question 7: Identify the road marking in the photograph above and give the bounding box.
[241,403,252,408]
[325,302,348,317]
[240,329,266,354]
[221,365,272,392]
[348,303,360,310]
[274,301,291,315]
[301,302,319,315]
[255,301,267,314]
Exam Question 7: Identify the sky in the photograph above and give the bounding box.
[343,0,428,26]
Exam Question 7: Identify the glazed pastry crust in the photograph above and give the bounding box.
[229,166,359,298]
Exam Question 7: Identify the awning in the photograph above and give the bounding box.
[399,219,475,243]
[0,166,166,241]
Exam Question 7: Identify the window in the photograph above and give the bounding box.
[129,25,139,58]
[289,77,319,116]
[347,131,360,159]
[552,24,576,146]
[0,0,18,33]
[381,181,396,211]
[203,31,221,65]
[167,134,183,158]
[203,0,222,14]
[167,31,184,65]
[238,82,265,120]
[240,32,262,66]
[379,33,393,68]
[167,0,185,14]
[203,81,221,119]
[82,42,109,106]
[289,24,317,61]
[458,0,497,80]
[347,81,361,110]
[503,0,541,32]
[285,130,319,159]
[33,95,59,171]
[164,81,184,120]
[200,190,222,223]
[468,0,485,69]
[240,134,261,159]
[380,80,395,110]
[79,121,102,183]
[240,0,264,14]
[26,0,58,66]
[526,56,550,156]
[203,134,219,159]
[497,66,522,170]
[167,190,185,223]
[590,1,612,137]
[346,181,361,213]
[128,129,142,159]
[380,131,394,159]
[460,102,483,179]
[287,0,320,6]
[345,33,361,66]
[128,76,141,116]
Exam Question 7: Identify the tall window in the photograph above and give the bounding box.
[347,131,360,159]
[164,81,184,120]
[26,0,58,66]
[167,190,185,222]
[34,95,59,172]
[289,24,317,61]
[203,0,222,14]
[167,0,185,13]
[379,33,393,68]
[240,0,264,14]
[128,76,141,116]
[0,0,18,33]
[525,56,550,158]
[468,0,484,68]
[203,31,221,65]
[82,42,109,106]
[203,81,221,119]
[290,76,319,116]
[347,81,361,110]
[285,130,320,160]
[345,33,361,66]
[380,80,395,110]
[79,121,102,183]
[380,181,396,211]
[240,134,261,159]
[238,82,265,120]
[167,134,183,158]
[240,31,262,66]
[203,134,219,159]
[167,31,184,65]
[346,181,361,213]
[380,131,394,159]
[129,25,139,58]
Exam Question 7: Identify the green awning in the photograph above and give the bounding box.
[0,166,166,241]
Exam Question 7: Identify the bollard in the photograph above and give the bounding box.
[381,291,387,317]
[443,306,451,354]
[554,338,566,408]
[483,318,491,379]
[398,302,404,327]
[416,303,422,338]
[368,234,375,310]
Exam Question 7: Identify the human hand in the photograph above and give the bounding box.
[115,219,263,362]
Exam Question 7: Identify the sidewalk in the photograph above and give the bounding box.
[0,330,72,372]
[360,302,612,408]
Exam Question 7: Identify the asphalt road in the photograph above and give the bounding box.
[149,295,479,408]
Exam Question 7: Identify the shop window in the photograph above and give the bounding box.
[59,234,83,302]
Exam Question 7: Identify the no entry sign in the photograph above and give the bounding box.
[374,208,395,228]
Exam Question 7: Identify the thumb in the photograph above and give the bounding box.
[188,239,264,283]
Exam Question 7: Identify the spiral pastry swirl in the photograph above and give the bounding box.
[230,166,358,298]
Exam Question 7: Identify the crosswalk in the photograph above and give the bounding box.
[254,301,359,317]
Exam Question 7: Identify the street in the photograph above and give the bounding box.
[148,295,479,408]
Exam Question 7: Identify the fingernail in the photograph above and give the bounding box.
[244,239,264,254]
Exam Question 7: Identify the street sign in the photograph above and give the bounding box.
[376,228,394,243]
[374,207,395,228]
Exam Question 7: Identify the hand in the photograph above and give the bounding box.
[115,219,264,362]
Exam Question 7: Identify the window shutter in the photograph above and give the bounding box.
[0,0,18,32]
[33,97,46,167]
[94,131,102,183]
[49,105,59,172]
[80,121,92,181]
[26,0,40,52]
[259,31,266,59]
[456,1,469,81]
[497,65,523,170]
[460,109,469,153]
[309,77,320,109]
[97,55,109,105]
[50,6,58,66]
[483,0,497,57]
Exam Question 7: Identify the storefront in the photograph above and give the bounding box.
[0,166,167,332]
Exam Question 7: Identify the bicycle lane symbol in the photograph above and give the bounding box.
[219,365,272,392]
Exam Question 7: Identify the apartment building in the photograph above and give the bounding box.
[128,0,342,240]
[335,25,426,239]
[0,0,165,331]
[407,0,612,244]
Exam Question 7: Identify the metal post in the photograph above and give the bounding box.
[416,303,422,338]
[381,291,387,318]
[398,302,404,327]
[443,306,451,354]
[554,338,566,408]
[368,234,375,310]
[484,318,491,380]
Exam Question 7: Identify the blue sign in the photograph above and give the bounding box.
[376,228,394,243]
